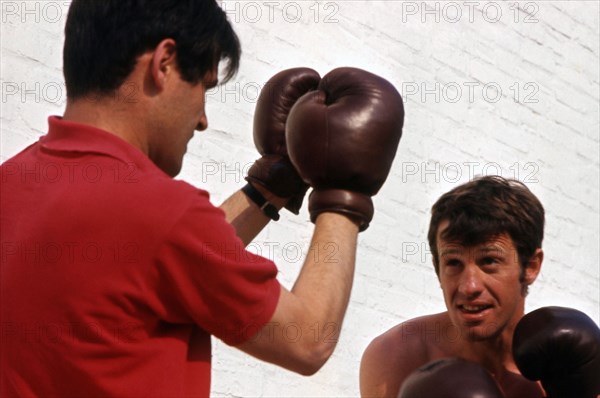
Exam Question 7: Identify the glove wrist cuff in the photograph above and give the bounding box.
[246,155,308,215]
[242,183,280,221]
[309,189,374,232]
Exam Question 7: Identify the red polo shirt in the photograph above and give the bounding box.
[0,117,281,397]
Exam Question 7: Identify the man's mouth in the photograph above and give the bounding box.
[459,304,493,314]
[456,304,494,324]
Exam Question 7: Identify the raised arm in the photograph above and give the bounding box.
[237,212,358,374]
[219,183,287,246]
[236,67,405,374]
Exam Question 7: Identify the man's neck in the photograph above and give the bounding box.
[63,95,149,155]
[458,314,523,376]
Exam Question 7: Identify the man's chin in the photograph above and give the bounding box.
[463,323,503,342]
[161,159,183,178]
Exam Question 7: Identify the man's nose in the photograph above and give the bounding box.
[458,264,484,298]
[196,114,208,131]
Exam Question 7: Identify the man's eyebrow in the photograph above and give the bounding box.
[478,246,505,255]
[439,245,506,257]
[439,247,462,256]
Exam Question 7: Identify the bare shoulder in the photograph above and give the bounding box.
[360,313,448,398]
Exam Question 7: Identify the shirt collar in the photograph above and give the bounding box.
[40,116,158,172]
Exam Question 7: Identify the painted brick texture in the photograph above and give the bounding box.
[1,1,598,396]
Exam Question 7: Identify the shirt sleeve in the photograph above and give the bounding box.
[151,193,281,346]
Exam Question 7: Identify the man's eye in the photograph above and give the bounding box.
[481,257,498,265]
[445,259,461,267]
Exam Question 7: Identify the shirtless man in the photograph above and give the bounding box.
[360,176,546,397]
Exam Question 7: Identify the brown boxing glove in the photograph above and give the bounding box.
[286,67,404,231]
[398,358,505,398]
[513,306,600,398]
[246,68,321,215]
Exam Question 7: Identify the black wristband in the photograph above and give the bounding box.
[242,183,280,221]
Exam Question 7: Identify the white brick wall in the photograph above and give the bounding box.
[1,1,598,397]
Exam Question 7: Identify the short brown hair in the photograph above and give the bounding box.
[427,176,545,276]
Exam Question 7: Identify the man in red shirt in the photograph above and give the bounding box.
[1,0,405,396]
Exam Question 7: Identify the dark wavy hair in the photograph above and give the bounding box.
[63,0,240,99]
[428,176,545,278]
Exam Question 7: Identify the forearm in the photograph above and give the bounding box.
[219,183,289,246]
[291,212,359,344]
[236,212,359,374]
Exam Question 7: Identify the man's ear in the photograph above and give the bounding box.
[523,248,543,285]
[150,38,178,90]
